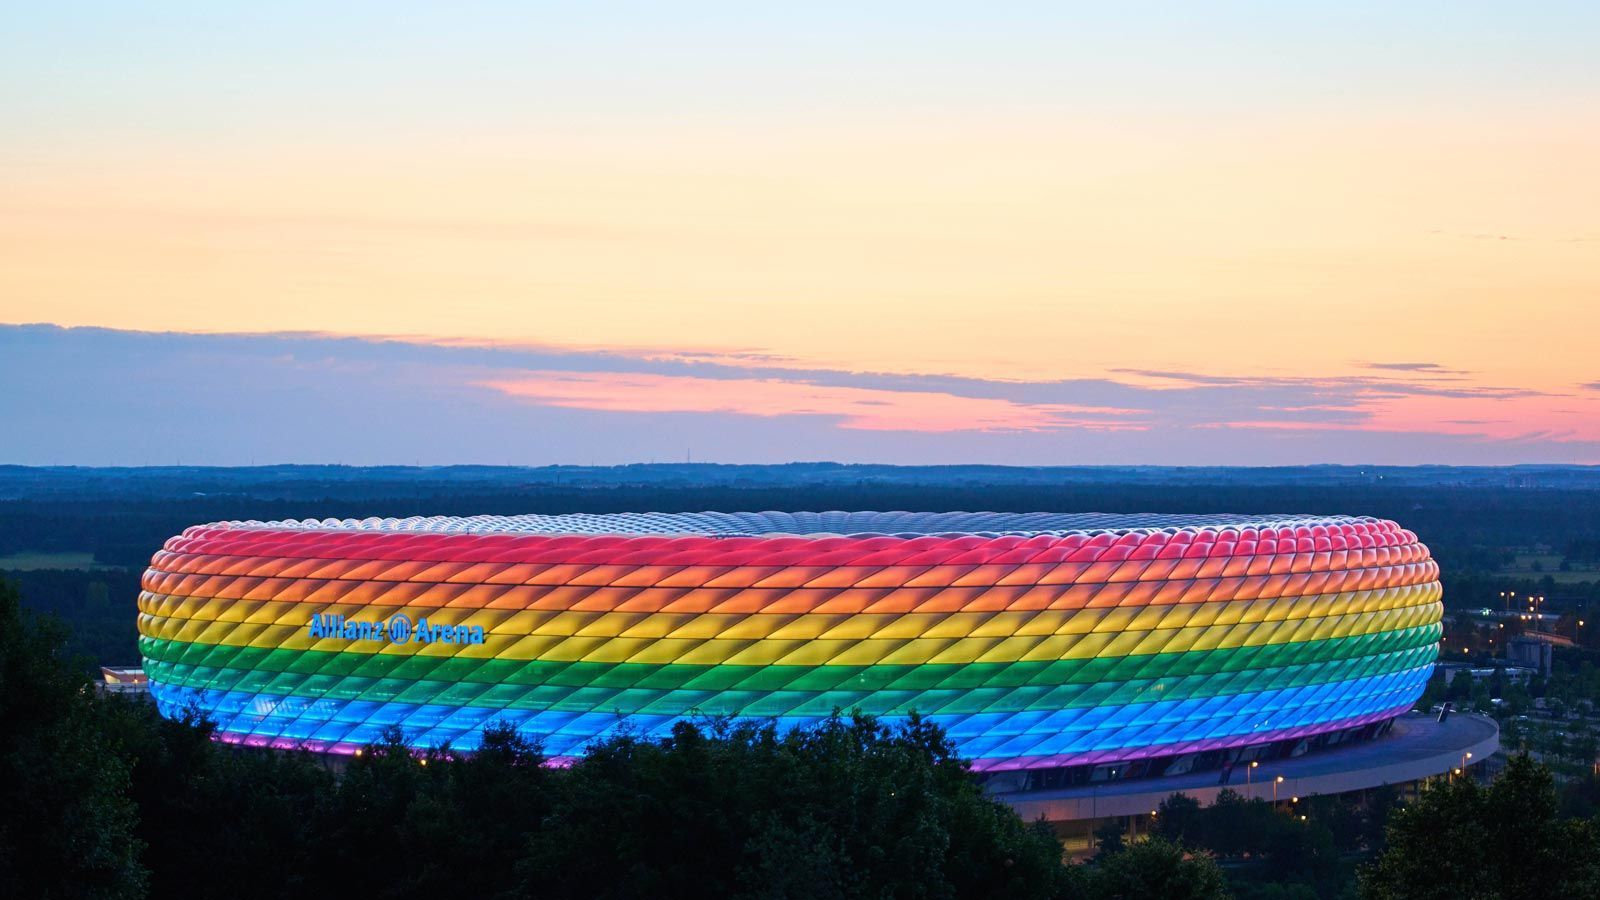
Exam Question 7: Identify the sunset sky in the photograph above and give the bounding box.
[3,3,1598,465]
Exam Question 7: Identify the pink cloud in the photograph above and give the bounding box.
[1360,393,1600,441]
[479,371,1146,433]
[1206,393,1600,443]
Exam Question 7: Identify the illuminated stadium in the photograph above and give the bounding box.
[138,511,1446,776]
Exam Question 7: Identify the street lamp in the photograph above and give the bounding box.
[1273,775,1284,807]
[1247,760,1259,797]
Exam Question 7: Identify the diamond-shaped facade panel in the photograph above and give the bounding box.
[137,511,1443,770]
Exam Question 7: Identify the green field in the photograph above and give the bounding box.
[1498,553,1600,585]
[0,551,103,571]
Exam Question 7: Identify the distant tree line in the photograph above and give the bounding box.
[1566,538,1600,564]
[7,478,1600,669]
[6,480,1600,571]
[3,568,144,666]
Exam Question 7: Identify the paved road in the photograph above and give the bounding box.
[992,711,1499,822]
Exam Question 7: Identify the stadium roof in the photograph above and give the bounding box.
[213,511,1374,538]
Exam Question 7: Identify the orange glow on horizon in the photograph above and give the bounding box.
[3,111,1597,395]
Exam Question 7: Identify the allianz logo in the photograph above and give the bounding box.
[306,612,486,646]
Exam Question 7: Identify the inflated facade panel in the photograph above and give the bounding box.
[137,512,1441,770]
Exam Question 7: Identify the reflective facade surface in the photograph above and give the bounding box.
[138,512,1442,770]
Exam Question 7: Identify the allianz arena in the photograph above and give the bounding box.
[137,511,1443,772]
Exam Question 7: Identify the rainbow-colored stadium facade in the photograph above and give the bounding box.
[138,512,1442,772]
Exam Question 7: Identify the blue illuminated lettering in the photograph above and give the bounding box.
[307,613,481,645]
